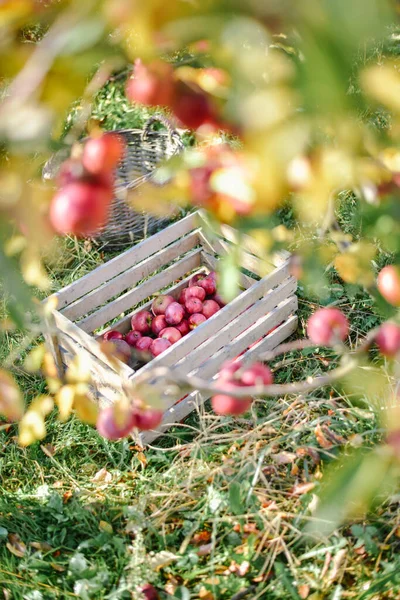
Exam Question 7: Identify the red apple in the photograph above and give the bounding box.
[376,322,400,358]
[49,181,112,237]
[176,319,190,336]
[218,359,242,381]
[211,389,252,416]
[131,409,163,432]
[150,338,172,357]
[199,276,216,295]
[109,339,132,363]
[165,302,185,325]
[96,406,135,440]
[307,308,349,345]
[185,297,203,315]
[135,336,153,353]
[136,583,160,600]
[152,315,168,336]
[377,265,400,307]
[202,299,220,318]
[103,330,124,341]
[57,158,85,187]
[83,133,124,176]
[126,59,175,107]
[188,313,207,329]
[210,293,226,307]
[172,81,217,130]
[125,330,142,347]
[159,327,182,344]
[240,363,273,386]
[131,310,153,334]
[189,273,207,287]
[178,288,190,304]
[186,285,206,301]
[151,294,175,316]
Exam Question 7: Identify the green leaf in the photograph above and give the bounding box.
[306,447,395,538]
[0,246,34,328]
[229,481,244,516]
[274,562,301,600]
[219,248,240,303]
[59,18,106,56]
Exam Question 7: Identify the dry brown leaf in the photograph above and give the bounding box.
[136,452,148,468]
[31,541,52,552]
[6,534,26,558]
[315,424,333,449]
[41,443,56,457]
[272,451,297,465]
[199,587,214,600]
[91,468,112,484]
[63,490,73,504]
[51,562,66,572]
[290,482,315,496]
[298,584,310,599]
[296,446,321,464]
[192,531,211,546]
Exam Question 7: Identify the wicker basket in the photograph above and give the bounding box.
[43,115,184,247]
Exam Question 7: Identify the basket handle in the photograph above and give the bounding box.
[141,115,177,145]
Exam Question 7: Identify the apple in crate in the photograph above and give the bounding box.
[165,302,185,326]
[186,285,206,301]
[185,297,203,314]
[176,319,190,336]
[178,288,190,304]
[188,313,207,329]
[159,327,182,344]
[189,273,207,287]
[131,310,153,334]
[150,338,172,357]
[135,337,153,357]
[152,315,167,336]
[103,330,124,341]
[199,276,216,296]
[125,330,142,347]
[152,294,175,316]
[108,339,132,364]
[202,299,220,318]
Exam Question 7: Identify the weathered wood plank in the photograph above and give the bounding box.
[62,230,200,321]
[55,212,200,309]
[77,249,203,333]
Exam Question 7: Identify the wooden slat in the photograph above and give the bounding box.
[55,212,200,309]
[173,277,296,376]
[77,249,203,333]
[139,314,298,446]
[128,263,292,384]
[96,267,209,338]
[62,230,200,321]
[53,309,134,378]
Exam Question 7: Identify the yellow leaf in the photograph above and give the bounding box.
[65,354,92,384]
[0,369,24,422]
[92,468,112,484]
[4,235,27,257]
[74,393,99,425]
[18,410,46,446]
[24,344,46,373]
[20,250,51,291]
[334,241,376,286]
[136,452,148,468]
[361,62,400,113]
[55,385,76,422]
[99,520,113,534]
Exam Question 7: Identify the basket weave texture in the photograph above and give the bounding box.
[43,116,184,247]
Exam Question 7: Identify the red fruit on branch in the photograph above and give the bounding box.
[152,294,175,316]
[172,81,217,130]
[211,389,252,416]
[125,330,142,347]
[103,330,124,341]
[202,299,220,318]
[186,285,206,301]
[131,310,153,334]
[151,315,168,336]
[307,307,349,346]
[240,363,273,386]
[131,409,163,432]
[165,302,185,325]
[377,265,400,307]
[57,158,85,187]
[159,327,182,344]
[150,338,172,357]
[96,406,134,440]
[188,313,207,329]
[375,322,400,358]
[126,59,175,107]
[82,133,124,176]
[185,297,203,314]
[49,181,112,237]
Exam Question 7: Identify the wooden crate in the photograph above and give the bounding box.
[45,211,298,445]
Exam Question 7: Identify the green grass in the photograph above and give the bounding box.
[2,79,400,599]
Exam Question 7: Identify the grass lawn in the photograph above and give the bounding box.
[1,81,399,600]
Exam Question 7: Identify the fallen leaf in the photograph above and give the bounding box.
[63,490,73,504]
[136,452,147,468]
[192,531,211,545]
[6,534,26,557]
[290,482,315,496]
[272,451,297,464]
[199,587,214,600]
[298,584,310,599]
[41,443,56,457]
[296,446,321,464]
[31,541,52,552]
[99,520,113,534]
[315,424,332,449]
[51,562,66,572]
[91,468,112,483]
[197,543,213,556]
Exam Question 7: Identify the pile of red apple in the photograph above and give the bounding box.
[103,270,225,363]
